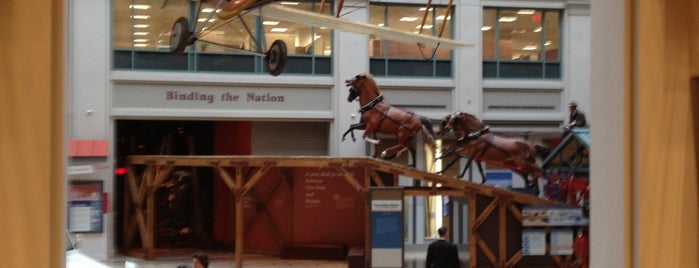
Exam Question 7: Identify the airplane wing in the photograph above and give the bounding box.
[255,4,472,50]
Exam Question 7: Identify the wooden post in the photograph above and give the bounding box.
[146,168,155,259]
[469,194,477,268]
[364,166,371,268]
[235,167,244,267]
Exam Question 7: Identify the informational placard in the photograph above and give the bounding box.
[370,188,403,268]
[550,229,574,255]
[67,181,103,233]
[522,206,589,226]
[521,229,546,256]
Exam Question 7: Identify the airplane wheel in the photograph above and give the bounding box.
[265,39,287,76]
[170,17,191,54]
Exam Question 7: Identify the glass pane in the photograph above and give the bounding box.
[313,27,333,56]
[369,5,387,57]
[499,61,542,78]
[497,9,542,61]
[482,9,496,60]
[385,5,451,59]
[113,0,188,50]
[265,2,331,56]
[543,10,560,61]
[196,4,257,53]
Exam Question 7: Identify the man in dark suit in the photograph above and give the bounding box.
[563,101,589,136]
[425,226,460,268]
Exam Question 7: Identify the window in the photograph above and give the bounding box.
[369,4,453,77]
[112,0,332,75]
[483,8,561,79]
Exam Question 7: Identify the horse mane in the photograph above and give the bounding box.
[361,73,380,94]
[457,112,481,123]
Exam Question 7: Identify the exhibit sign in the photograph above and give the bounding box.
[522,229,546,256]
[370,188,403,268]
[67,180,104,233]
[522,206,589,226]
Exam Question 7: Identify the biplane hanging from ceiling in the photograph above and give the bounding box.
[168,0,471,76]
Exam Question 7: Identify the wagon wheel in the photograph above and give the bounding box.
[567,178,590,207]
[170,17,193,54]
[544,175,567,202]
[265,39,288,76]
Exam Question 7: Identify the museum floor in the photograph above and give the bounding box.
[101,244,470,268]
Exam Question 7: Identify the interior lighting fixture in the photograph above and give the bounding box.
[133,24,149,28]
[418,7,434,11]
[133,44,148,47]
[416,25,433,29]
[263,21,280,25]
[400,17,418,22]
[522,45,538,50]
[130,15,150,19]
[133,39,149,43]
[198,18,217,22]
[533,26,542,32]
[436,15,450,21]
[499,16,517,22]
[129,5,150,10]
[481,26,492,31]
[377,23,385,27]
[133,32,149,36]
[517,9,536,15]
[201,8,218,13]
[270,28,288,32]
[280,1,300,5]
[545,41,552,46]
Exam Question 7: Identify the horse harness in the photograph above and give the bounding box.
[359,94,419,132]
[456,125,535,166]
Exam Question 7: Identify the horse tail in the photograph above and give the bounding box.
[419,117,436,147]
[534,144,551,160]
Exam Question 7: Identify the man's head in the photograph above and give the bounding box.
[568,101,578,112]
[438,226,448,237]
[192,252,209,268]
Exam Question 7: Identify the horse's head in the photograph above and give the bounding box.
[439,112,485,139]
[436,113,454,136]
[345,73,378,102]
[453,112,485,135]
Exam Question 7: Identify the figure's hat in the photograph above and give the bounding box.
[568,101,578,107]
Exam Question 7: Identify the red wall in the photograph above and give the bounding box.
[213,121,252,247]
[290,167,366,246]
[212,122,366,252]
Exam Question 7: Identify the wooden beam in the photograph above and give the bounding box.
[469,194,478,268]
[239,164,273,196]
[215,165,237,192]
[336,166,367,196]
[498,201,506,265]
[235,166,244,267]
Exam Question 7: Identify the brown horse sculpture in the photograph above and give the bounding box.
[343,73,435,166]
[437,111,548,188]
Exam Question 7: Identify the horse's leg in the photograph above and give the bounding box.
[408,146,416,168]
[460,158,475,180]
[519,171,540,196]
[475,161,486,184]
[380,145,407,160]
[435,147,456,161]
[342,122,365,142]
[364,136,380,144]
[437,154,460,174]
